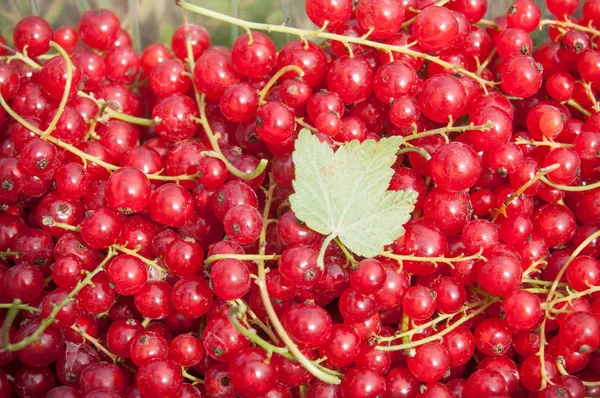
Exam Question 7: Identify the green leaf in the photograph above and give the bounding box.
[290,129,417,259]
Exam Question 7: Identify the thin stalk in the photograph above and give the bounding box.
[177,1,496,91]
[204,253,280,265]
[42,42,73,140]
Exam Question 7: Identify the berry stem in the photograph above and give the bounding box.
[492,164,560,220]
[376,298,498,351]
[548,284,600,308]
[70,324,119,363]
[400,0,451,29]
[1,248,117,352]
[77,92,162,127]
[540,175,600,192]
[204,253,280,265]
[254,176,341,385]
[378,248,486,268]
[41,216,81,231]
[566,99,592,117]
[112,244,169,275]
[545,229,600,303]
[176,0,496,91]
[1,299,22,349]
[537,318,549,390]
[233,299,280,344]
[0,250,19,260]
[258,65,304,105]
[182,369,204,385]
[396,146,431,161]
[539,19,600,38]
[228,303,292,358]
[41,42,73,140]
[514,137,574,149]
[402,121,494,143]
[0,303,41,312]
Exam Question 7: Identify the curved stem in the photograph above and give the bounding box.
[540,176,600,192]
[546,230,600,303]
[228,304,291,358]
[112,244,168,275]
[104,107,161,126]
[2,248,117,352]
[376,298,497,351]
[540,19,600,37]
[538,318,549,390]
[182,369,204,385]
[2,299,21,349]
[255,177,341,384]
[492,164,560,220]
[566,99,592,117]
[258,65,304,105]
[177,1,496,91]
[41,42,73,140]
[396,146,431,161]
[70,324,119,363]
[514,137,574,149]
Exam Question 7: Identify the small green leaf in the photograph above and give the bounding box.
[290,129,417,259]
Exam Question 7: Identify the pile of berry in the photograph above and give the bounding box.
[0,0,600,396]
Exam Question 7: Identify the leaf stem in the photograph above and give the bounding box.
[317,234,337,271]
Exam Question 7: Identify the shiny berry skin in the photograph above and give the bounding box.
[327,56,373,104]
[229,348,279,396]
[280,78,311,108]
[464,369,508,398]
[279,245,322,288]
[220,83,259,123]
[559,312,600,353]
[130,331,169,367]
[134,281,174,319]
[500,56,543,98]
[474,318,512,356]
[171,24,210,62]
[4,263,45,302]
[519,353,559,392]
[15,320,65,366]
[277,40,327,87]
[149,59,191,98]
[149,183,195,228]
[231,32,277,78]
[13,16,53,56]
[339,289,376,323]
[104,45,140,84]
[319,324,361,367]
[419,75,467,124]
[210,258,251,300]
[256,101,295,145]
[413,6,459,52]
[430,142,481,192]
[107,318,144,358]
[40,56,83,101]
[80,207,121,249]
[78,9,121,50]
[503,290,543,331]
[0,61,20,100]
[136,359,183,398]
[202,316,250,362]
[305,0,352,30]
[45,106,87,146]
[78,273,114,314]
[407,343,450,383]
[282,304,332,349]
[223,204,263,245]
[506,0,541,32]
[106,254,148,296]
[340,367,385,398]
[152,95,199,142]
[172,276,214,319]
[170,334,204,367]
[356,0,404,40]
[53,26,78,53]
[164,238,204,277]
[105,167,151,215]
[193,48,241,100]
[478,253,521,296]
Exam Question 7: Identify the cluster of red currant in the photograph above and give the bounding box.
[0,0,600,397]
